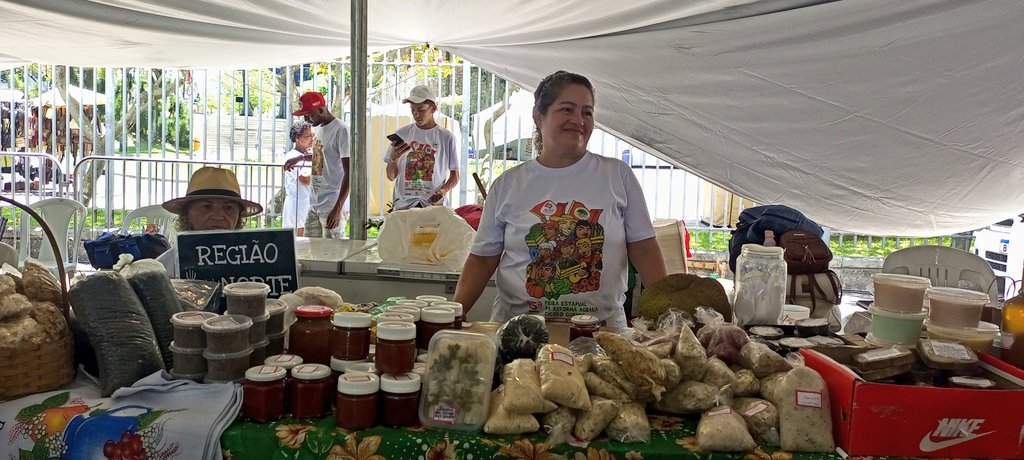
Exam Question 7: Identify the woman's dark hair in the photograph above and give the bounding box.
[533,70,595,154]
[289,121,312,142]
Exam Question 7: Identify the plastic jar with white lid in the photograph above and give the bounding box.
[171,311,218,348]
[242,365,287,422]
[336,373,380,430]
[375,322,417,375]
[418,307,456,349]
[331,312,372,361]
[379,373,422,426]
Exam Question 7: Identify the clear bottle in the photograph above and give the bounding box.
[1002,290,1024,369]
[733,244,786,326]
[763,230,777,247]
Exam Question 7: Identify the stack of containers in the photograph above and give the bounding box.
[265,299,288,356]
[202,314,254,383]
[924,287,999,353]
[223,282,272,366]
[868,274,931,346]
[168,311,218,381]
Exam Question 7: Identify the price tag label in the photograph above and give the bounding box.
[931,341,972,361]
[743,401,769,416]
[550,351,575,367]
[431,403,459,424]
[859,347,904,362]
[796,390,823,408]
[707,406,732,416]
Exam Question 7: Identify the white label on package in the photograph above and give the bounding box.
[795,390,823,408]
[431,403,459,424]
[550,351,575,367]
[707,406,732,416]
[931,340,972,361]
[743,401,769,417]
[860,347,904,362]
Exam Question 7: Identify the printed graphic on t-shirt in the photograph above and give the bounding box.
[524,200,605,302]
[402,141,438,192]
[311,138,325,177]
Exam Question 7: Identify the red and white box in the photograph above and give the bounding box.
[802,349,1024,459]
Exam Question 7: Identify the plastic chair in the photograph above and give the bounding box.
[881,245,998,304]
[18,198,87,276]
[0,242,18,268]
[120,205,178,240]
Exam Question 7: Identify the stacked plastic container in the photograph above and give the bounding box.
[223,282,272,366]
[168,311,218,381]
[924,287,999,353]
[265,299,288,355]
[868,274,931,346]
[202,314,254,383]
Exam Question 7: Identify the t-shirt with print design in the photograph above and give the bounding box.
[310,118,350,213]
[384,123,459,210]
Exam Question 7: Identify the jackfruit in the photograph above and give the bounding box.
[637,273,731,321]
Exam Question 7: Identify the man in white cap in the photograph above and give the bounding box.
[384,85,460,210]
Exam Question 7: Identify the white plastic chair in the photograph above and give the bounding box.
[0,242,19,268]
[18,198,87,276]
[121,205,178,240]
[881,245,998,304]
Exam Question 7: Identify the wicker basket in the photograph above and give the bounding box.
[0,196,75,401]
[0,334,75,401]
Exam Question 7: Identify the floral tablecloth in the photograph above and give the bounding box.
[220,414,844,460]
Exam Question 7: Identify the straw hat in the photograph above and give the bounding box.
[162,167,263,217]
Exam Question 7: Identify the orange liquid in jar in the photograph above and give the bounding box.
[1003,296,1024,368]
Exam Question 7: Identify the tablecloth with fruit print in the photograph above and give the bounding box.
[220,414,846,460]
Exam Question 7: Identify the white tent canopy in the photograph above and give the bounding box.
[2,0,1022,235]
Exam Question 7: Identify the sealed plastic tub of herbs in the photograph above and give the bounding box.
[419,330,497,431]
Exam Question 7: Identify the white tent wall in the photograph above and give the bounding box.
[1,0,1022,235]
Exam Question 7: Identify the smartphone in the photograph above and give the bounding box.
[387,133,404,145]
[429,193,444,203]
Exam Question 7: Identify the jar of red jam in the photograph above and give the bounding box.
[242,365,287,423]
[335,373,380,431]
[432,301,464,329]
[570,315,600,341]
[331,312,371,361]
[265,354,304,413]
[375,322,417,375]
[289,306,334,365]
[375,312,415,324]
[387,306,421,322]
[289,363,334,419]
[331,357,368,381]
[379,373,421,427]
[418,307,456,349]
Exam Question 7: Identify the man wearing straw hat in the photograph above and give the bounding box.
[157,167,263,276]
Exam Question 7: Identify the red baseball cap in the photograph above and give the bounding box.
[293,92,326,116]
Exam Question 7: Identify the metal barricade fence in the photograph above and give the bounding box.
[0,151,69,251]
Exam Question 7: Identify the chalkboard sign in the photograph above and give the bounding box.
[177,228,298,297]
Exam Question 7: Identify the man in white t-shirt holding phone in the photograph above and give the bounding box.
[384,85,460,210]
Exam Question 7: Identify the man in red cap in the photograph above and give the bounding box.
[286,92,350,238]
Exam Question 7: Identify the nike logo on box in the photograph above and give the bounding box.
[918,431,994,452]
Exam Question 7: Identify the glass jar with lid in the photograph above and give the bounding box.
[418,307,456,349]
[733,244,787,326]
[289,306,334,365]
[289,363,334,419]
[379,373,422,427]
[375,322,417,375]
[432,301,465,329]
[242,365,287,422]
[331,312,372,361]
[336,373,380,430]
[569,315,600,341]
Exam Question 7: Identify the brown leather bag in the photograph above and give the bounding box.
[779,230,833,274]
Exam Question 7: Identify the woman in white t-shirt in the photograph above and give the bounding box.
[283,122,313,235]
[454,71,668,329]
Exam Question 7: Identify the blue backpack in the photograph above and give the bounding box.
[728,205,823,273]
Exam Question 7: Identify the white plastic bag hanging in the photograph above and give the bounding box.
[378,207,475,271]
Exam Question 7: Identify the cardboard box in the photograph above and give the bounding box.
[802,349,1024,459]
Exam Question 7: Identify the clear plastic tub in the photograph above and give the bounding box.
[872,274,931,313]
[265,299,288,335]
[224,282,271,317]
[926,320,999,354]
[419,330,496,431]
[204,347,253,382]
[249,311,270,345]
[870,306,927,345]
[169,341,207,375]
[926,287,989,328]
[250,338,271,367]
[266,331,286,357]
[171,311,219,349]
[202,315,253,354]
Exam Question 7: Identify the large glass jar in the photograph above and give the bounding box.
[242,365,287,423]
[379,373,421,427]
[336,373,380,431]
[331,312,372,361]
[418,307,456,349]
[733,244,786,326]
[1003,290,1024,369]
[289,306,334,365]
[375,322,417,375]
[432,301,465,329]
[289,363,334,419]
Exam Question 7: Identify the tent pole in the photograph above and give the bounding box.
[349,0,368,240]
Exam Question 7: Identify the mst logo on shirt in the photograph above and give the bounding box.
[402,141,439,191]
[524,199,605,301]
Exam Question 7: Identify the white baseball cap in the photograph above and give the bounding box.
[402,85,436,104]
